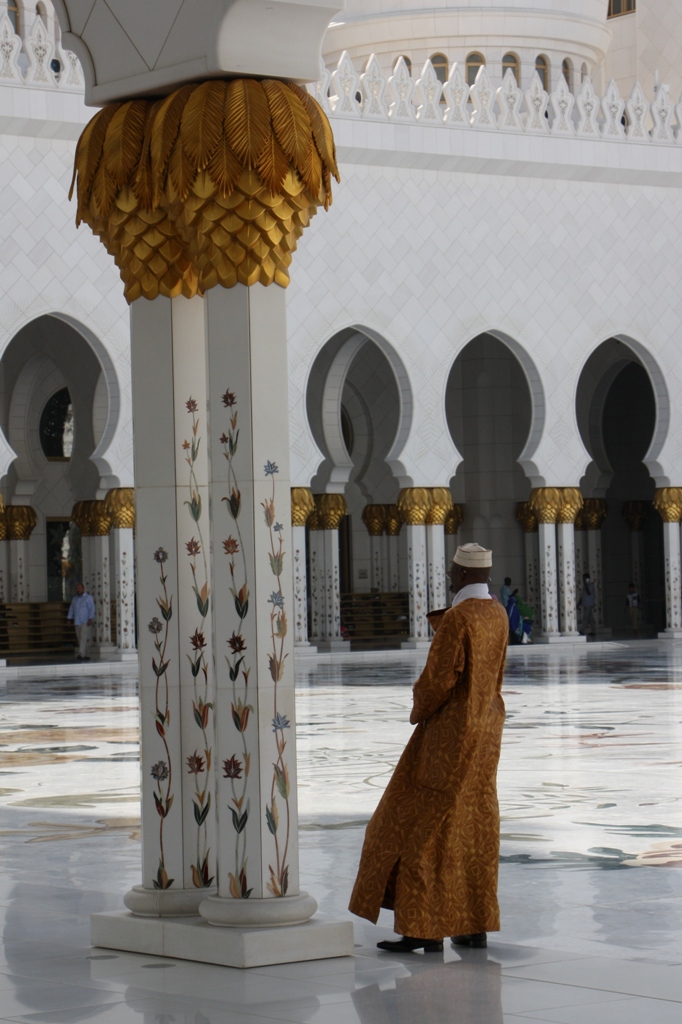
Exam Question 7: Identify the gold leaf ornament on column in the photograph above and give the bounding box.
[361,504,387,536]
[515,502,537,533]
[290,487,315,527]
[104,488,136,529]
[5,506,37,540]
[397,488,433,526]
[556,488,583,525]
[528,488,564,524]
[444,504,464,535]
[384,504,402,536]
[622,500,649,532]
[70,79,340,302]
[314,493,348,530]
[653,488,682,523]
[425,487,454,526]
[582,498,608,530]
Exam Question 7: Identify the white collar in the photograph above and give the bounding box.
[451,583,492,607]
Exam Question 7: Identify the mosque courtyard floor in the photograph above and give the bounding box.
[0,641,678,1021]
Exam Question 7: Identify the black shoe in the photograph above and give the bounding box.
[377,937,443,953]
[451,933,487,948]
[76,655,83,661]
[83,656,91,662]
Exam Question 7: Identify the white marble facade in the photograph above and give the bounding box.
[3,3,682,636]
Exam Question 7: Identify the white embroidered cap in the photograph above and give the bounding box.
[453,542,492,568]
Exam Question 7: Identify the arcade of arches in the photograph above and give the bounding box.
[294,331,675,650]
[0,315,136,661]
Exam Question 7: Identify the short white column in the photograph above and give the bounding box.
[574,529,587,592]
[586,529,607,633]
[537,522,559,637]
[80,535,94,591]
[387,534,400,591]
[402,524,430,649]
[557,522,583,639]
[8,540,30,602]
[318,527,344,650]
[426,523,447,612]
[111,526,137,659]
[92,534,114,654]
[369,535,383,591]
[659,521,682,638]
[307,528,324,641]
[0,540,8,602]
[523,530,539,614]
[292,524,313,649]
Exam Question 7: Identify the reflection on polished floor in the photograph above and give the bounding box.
[0,642,679,1021]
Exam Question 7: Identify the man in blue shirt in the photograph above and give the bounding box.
[67,583,96,661]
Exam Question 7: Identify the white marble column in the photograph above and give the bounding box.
[557,522,582,637]
[314,495,347,652]
[516,502,538,614]
[195,285,350,962]
[362,505,386,593]
[291,488,315,652]
[91,530,114,655]
[0,539,8,602]
[109,515,137,660]
[307,524,324,642]
[529,490,563,641]
[426,524,447,612]
[121,296,217,916]
[586,529,605,631]
[6,506,37,602]
[622,501,648,623]
[654,490,682,638]
[397,488,432,649]
[385,505,401,592]
[537,522,559,636]
[660,521,682,637]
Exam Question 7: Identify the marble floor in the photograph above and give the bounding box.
[0,641,679,1021]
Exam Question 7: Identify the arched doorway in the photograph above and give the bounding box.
[0,315,108,598]
[446,332,534,603]
[305,328,409,647]
[576,339,664,634]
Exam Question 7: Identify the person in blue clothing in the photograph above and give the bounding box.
[67,582,96,661]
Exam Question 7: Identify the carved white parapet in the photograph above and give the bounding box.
[651,85,675,144]
[470,66,497,130]
[25,18,57,87]
[550,76,576,136]
[0,13,21,82]
[576,76,600,138]
[387,56,416,123]
[330,50,362,118]
[626,82,650,143]
[601,79,625,141]
[360,53,388,121]
[58,46,83,89]
[525,71,550,134]
[308,57,332,115]
[443,62,469,126]
[415,59,444,124]
[496,68,524,132]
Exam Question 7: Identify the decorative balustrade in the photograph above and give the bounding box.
[312,51,682,147]
[0,13,82,91]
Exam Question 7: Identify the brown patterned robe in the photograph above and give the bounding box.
[349,598,508,939]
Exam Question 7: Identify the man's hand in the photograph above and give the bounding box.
[87,618,94,626]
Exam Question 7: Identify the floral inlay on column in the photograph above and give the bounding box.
[220,388,253,899]
[149,547,174,890]
[263,460,290,897]
[183,398,214,889]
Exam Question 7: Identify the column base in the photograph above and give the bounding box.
[124,885,214,918]
[110,650,139,663]
[401,639,432,650]
[294,643,318,657]
[534,633,585,644]
[315,639,348,652]
[200,891,317,927]
[96,644,118,659]
[91,912,354,969]
[658,630,682,639]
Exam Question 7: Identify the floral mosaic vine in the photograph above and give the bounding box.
[220,388,253,899]
[149,547,173,890]
[263,459,291,897]
[183,398,214,889]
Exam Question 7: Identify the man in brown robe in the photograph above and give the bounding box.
[349,542,508,953]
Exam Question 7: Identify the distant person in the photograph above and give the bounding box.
[626,583,640,638]
[579,573,596,636]
[499,577,518,608]
[67,582,95,661]
[349,542,508,953]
